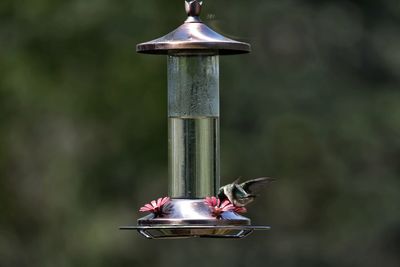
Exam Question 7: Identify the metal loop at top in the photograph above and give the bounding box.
[185,0,202,17]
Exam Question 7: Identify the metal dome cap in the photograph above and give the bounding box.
[136,0,250,55]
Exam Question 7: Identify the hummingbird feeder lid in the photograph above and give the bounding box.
[136,0,250,55]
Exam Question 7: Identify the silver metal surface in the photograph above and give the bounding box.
[137,199,250,225]
[127,199,259,238]
[136,1,250,55]
[120,225,271,239]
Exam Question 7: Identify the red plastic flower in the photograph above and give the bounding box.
[139,197,171,217]
[204,196,235,218]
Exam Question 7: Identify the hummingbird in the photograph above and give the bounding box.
[217,177,275,207]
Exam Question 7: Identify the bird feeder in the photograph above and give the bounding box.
[120,0,270,238]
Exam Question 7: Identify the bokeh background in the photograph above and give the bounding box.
[1,0,400,266]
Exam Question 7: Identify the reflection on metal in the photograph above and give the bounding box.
[121,199,258,238]
[137,199,250,225]
[136,1,250,55]
[120,225,270,239]
[121,198,270,238]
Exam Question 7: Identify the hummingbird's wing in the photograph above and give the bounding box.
[240,177,275,194]
[232,183,249,197]
[232,177,241,184]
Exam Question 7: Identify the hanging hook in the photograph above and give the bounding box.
[185,0,203,17]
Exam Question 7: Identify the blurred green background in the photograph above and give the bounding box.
[1,0,400,266]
